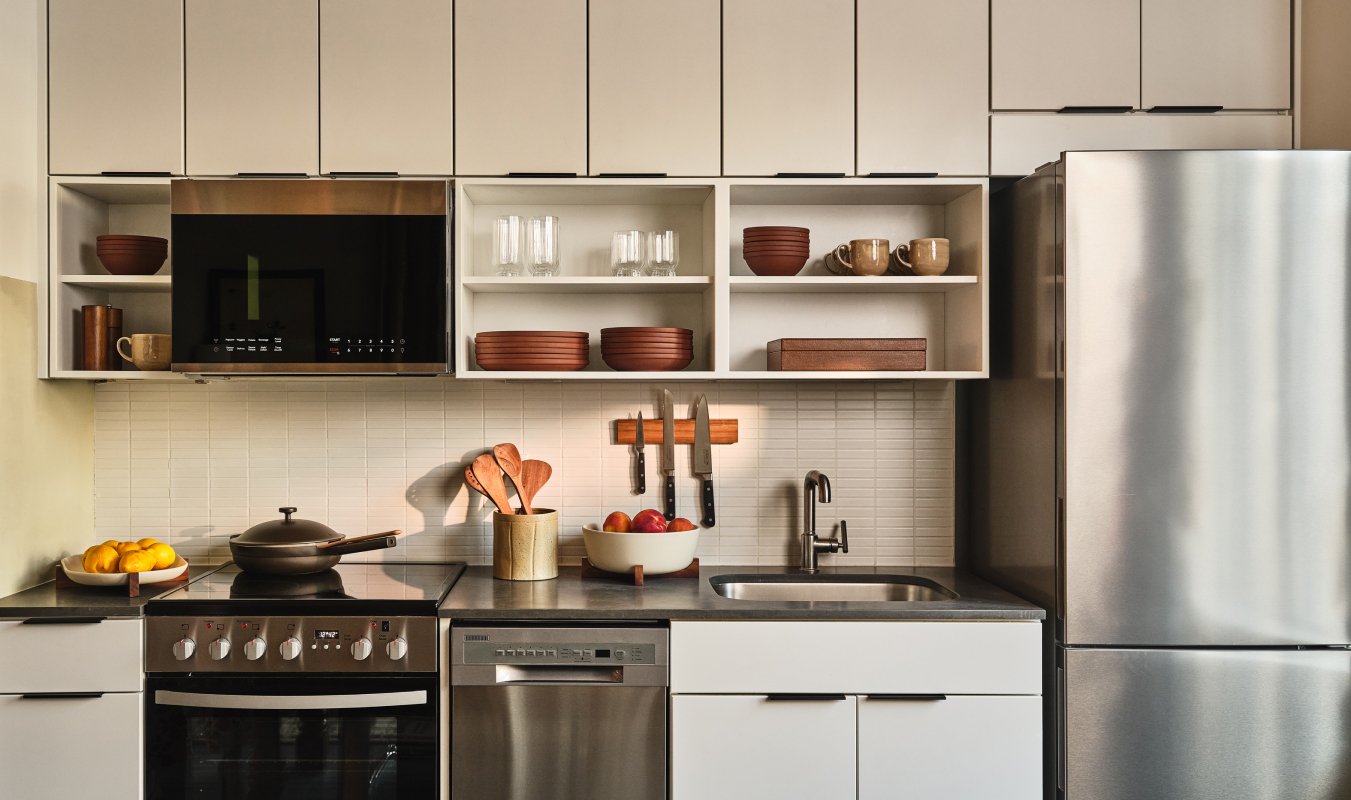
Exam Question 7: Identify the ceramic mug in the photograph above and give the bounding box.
[831,238,891,277]
[116,333,171,371]
[893,237,950,276]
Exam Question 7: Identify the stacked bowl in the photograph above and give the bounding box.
[743,225,809,276]
[600,327,694,371]
[475,330,589,371]
[96,234,168,276]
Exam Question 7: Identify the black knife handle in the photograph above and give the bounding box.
[701,479,715,527]
[636,451,646,494]
[664,476,676,521]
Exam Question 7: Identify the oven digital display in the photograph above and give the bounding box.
[315,630,340,640]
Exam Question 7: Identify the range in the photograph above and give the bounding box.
[143,561,465,799]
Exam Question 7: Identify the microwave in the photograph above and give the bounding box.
[170,179,449,374]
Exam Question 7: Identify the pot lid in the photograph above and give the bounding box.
[234,507,343,546]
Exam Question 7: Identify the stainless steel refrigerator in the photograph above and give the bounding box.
[966,150,1351,800]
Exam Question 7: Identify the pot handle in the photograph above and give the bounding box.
[318,530,402,556]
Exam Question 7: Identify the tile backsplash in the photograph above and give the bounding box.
[93,380,955,568]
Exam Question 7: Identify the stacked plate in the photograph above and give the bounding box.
[743,226,809,277]
[601,327,694,371]
[96,234,168,276]
[475,331,589,371]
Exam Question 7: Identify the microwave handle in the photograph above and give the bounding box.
[154,689,427,711]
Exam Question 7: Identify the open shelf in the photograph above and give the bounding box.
[59,275,171,292]
[456,370,720,381]
[728,275,976,293]
[464,276,712,294]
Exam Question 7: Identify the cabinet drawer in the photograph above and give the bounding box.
[670,621,1040,695]
[0,692,141,799]
[0,619,141,693]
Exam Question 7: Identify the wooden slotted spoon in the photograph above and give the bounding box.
[470,454,514,515]
[518,459,552,513]
[493,443,530,514]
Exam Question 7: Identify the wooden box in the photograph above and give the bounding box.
[766,338,927,371]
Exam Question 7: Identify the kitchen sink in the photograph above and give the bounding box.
[709,574,958,602]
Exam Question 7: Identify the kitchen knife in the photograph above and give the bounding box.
[694,395,715,527]
[661,389,675,521]
[634,411,647,494]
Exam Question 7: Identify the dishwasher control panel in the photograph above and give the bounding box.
[463,640,657,665]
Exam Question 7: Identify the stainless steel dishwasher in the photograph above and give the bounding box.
[449,625,668,800]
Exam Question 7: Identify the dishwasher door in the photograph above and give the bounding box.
[449,626,668,800]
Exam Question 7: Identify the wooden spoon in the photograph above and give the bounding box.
[518,459,552,513]
[493,443,530,514]
[471,454,514,515]
[464,465,490,501]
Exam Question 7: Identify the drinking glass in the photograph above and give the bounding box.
[526,215,560,277]
[492,215,523,277]
[646,230,679,276]
[611,230,645,277]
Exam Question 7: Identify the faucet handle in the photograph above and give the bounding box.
[838,520,849,554]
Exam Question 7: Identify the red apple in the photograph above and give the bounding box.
[631,509,668,533]
[667,517,697,532]
[602,511,632,532]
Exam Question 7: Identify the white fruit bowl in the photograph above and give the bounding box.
[60,554,188,587]
[582,526,698,575]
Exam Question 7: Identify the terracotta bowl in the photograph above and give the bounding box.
[745,253,808,277]
[97,250,167,276]
[744,226,809,236]
[600,327,692,336]
[602,352,694,371]
[97,234,167,245]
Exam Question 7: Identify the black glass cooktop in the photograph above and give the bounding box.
[146,562,466,617]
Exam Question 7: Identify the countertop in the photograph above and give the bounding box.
[437,565,1045,621]
[0,565,219,619]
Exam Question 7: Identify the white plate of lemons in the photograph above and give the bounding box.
[62,538,187,586]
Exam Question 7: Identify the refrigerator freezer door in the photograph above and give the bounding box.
[1062,150,1351,646]
[1062,647,1351,800]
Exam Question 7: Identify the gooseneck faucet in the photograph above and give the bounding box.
[801,470,848,573]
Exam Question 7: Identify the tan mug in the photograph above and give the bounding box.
[831,238,891,277]
[116,333,171,371]
[893,237,950,276]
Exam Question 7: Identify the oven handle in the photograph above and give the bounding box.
[154,689,427,710]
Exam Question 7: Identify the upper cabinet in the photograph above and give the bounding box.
[184,0,318,175]
[856,0,988,176]
[455,0,587,176]
[320,0,455,175]
[991,0,1140,110]
[723,0,854,176]
[1141,0,1290,110]
[588,0,721,177]
[48,0,183,175]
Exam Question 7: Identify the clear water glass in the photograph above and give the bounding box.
[526,215,560,277]
[492,215,523,277]
[611,230,645,277]
[646,230,679,276]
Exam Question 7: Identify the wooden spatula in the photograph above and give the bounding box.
[471,454,514,515]
[518,459,552,514]
[492,443,530,514]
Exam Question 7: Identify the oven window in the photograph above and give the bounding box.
[146,676,435,800]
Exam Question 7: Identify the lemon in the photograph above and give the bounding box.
[146,542,177,570]
[118,550,156,573]
[136,537,161,550]
[82,544,120,574]
[114,541,142,555]
[101,539,120,548]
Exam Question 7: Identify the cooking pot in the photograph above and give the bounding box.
[229,507,401,575]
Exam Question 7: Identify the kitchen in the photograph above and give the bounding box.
[0,1,1348,799]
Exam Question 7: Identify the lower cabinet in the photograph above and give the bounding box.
[0,692,142,799]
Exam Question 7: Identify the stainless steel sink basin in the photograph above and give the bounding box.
[709,574,958,602]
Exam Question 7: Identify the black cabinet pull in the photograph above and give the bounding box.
[19,692,105,699]
[22,617,106,625]
[1146,105,1223,114]
[1057,106,1132,114]
[507,172,578,178]
[324,171,400,177]
[597,172,668,178]
[765,693,847,701]
[866,694,947,701]
[100,171,172,177]
[866,172,939,178]
[774,172,847,178]
[236,172,308,178]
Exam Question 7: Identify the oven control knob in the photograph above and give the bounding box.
[279,637,302,661]
[172,637,196,661]
[244,637,267,661]
[386,637,408,660]
[208,637,231,661]
[351,638,373,661]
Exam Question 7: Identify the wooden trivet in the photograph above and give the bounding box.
[55,558,191,598]
[580,558,699,587]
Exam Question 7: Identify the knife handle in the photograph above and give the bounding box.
[636,451,646,494]
[664,476,676,521]
[701,479,715,528]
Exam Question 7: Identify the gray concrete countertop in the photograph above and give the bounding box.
[439,565,1045,621]
[0,565,221,619]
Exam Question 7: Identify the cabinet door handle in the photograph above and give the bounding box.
[1057,106,1132,114]
[597,172,668,178]
[865,694,947,701]
[1146,105,1224,114]
[324,171,400,177]
[19,692,105,699]
[100,171,172,177]
[22,617,106,625]
[765,693,847,701]
[774,172,847,179]
[506,172,578,178]
[866,172,938,178]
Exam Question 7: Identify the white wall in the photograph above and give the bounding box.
[0,0,43,283]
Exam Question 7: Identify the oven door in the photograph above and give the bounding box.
[145,675,436,800]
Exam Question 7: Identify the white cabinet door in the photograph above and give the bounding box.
[671,694,856,800]
[1142,0,1290,110]
[856,0,987,176]
[0,619,142,693]
[455,0,587,175]
[320,0,454,175]
[589,0,720,176]
[0,692,141,799]
[991,0,1140,110]
[723,0,854,175]
[858,695,1042,799]
[48,0,182,175]
[185,0,318,175]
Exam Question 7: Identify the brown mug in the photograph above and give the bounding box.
[893,237,950,276]
[831,238,891,277]
[116,334,171,371]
